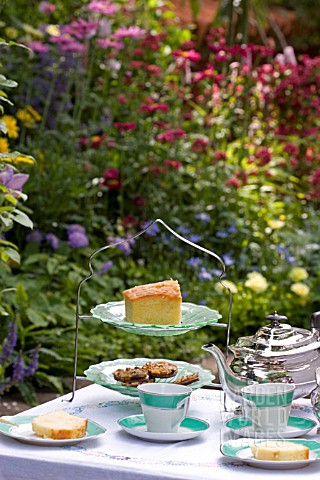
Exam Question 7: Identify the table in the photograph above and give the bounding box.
[0,384,319,480]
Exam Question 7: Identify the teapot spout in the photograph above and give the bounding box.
[202,342,246,404]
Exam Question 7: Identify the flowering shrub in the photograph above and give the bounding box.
[0,1,319,386]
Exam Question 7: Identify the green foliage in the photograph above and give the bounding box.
[0,0,319,398]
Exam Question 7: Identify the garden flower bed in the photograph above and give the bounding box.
[0,0,320,402]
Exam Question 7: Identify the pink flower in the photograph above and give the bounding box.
[39,1,55,14]
[172,49,201,63]
[113,122,137,132]
[164,160,182,169]
[214,151,226,160]
[113,26,146,39]
[133,196,145,206]
[192,138,209,153]
[156,129,186,143]
[284,143,299,156]
[284,46,297,66]
[86,0,117,15]
[26,41,49,54]
[101,168,121,191]
[62,18,99,40]
[255,147,272,166]
[141,103,169,113]
[97,38,124,50]
[225,177,240,189]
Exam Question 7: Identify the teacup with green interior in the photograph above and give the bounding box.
[241,383,295,433]
[137,383,192,433]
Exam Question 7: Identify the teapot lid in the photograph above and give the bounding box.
[233,311,318,356]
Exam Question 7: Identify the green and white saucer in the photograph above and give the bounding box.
[220,438,320,470]
[91,301,222,336]
[118,414,210,442]
[225,415,317,439]
[0,415,106,446]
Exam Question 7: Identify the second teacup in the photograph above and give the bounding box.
[241,383,295,433]
[137,383,192,433]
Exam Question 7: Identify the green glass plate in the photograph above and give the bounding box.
[0,415,106,446]
[84,357,215,397]
[91,301,222,336]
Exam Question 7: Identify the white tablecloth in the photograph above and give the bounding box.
[0,384,319,480]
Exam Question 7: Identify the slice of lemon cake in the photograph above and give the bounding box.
[31,410,88,440]
[122,279,182,325]
[251,441,309,461]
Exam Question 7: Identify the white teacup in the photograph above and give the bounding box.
[241,383,295,433]
[137,383,192,433]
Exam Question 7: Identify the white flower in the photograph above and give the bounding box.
[244,272,268,294]
[290,282,310,298]
[288,267,308,282]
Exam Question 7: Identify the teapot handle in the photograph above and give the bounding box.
[311,312,320,335]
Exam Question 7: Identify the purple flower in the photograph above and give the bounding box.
[275,245,295,264]
[181,291,189,299]
[187,257,202,268]
[12,352,25,382]
[25,348,39,377]
[39,1,55,14]
[68,231,89,248]
[195,213,211,222]
[188,234,202,243]
[62,18,99,40]
[0,322,17,363]
[97,38,124,50]
[108,236,134,256]
[26,41,49,54]
[45,233,59,250]
[198,267,213,281]
[216,223,237,238]
[178,226,191,235]
[0,166,29,195]
[68,224,86,235]
[97,260,113,275]
[86,0,117,15]
[26,229,43,243]
[198,299,207,305]
[141,221,160,237]
[222,253,234,266]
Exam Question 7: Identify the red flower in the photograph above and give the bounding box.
[255,147,272,166]
[156,129,186,143]
[164,159,182,169]
[214,151,226,160]
[101,168,121,191]
[141,103,170,113]
[192,138,209,153]
[133,195,145,206]
[172,49,201,63]
[113,122,137,132]
[225,177,240,189]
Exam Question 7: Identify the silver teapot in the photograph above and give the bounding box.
[202,311,320,403]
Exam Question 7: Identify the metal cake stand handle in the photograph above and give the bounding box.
[64,218,232,402]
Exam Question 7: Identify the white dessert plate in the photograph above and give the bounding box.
[91,301,222,336]
[118,414,210,442]
[84,357,215,397]
[0,415,106,446]
[220,438,320,470]
[225,415,317,439]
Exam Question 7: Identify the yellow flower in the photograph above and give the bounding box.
[1,115,20,139]
[46,24,61,36]
[290,282,310,298]
[4,27,19,39]
[216,280,238,294]
[27,105,41,122]
[244,271,268,294]
[17,109,35,128]
[0,137,9,153]
[288,267,308,282]
[268,219,285,229]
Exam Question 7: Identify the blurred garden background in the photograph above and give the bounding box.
[0,0,320,405]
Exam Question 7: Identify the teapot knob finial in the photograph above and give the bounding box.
[264,311,288,328]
